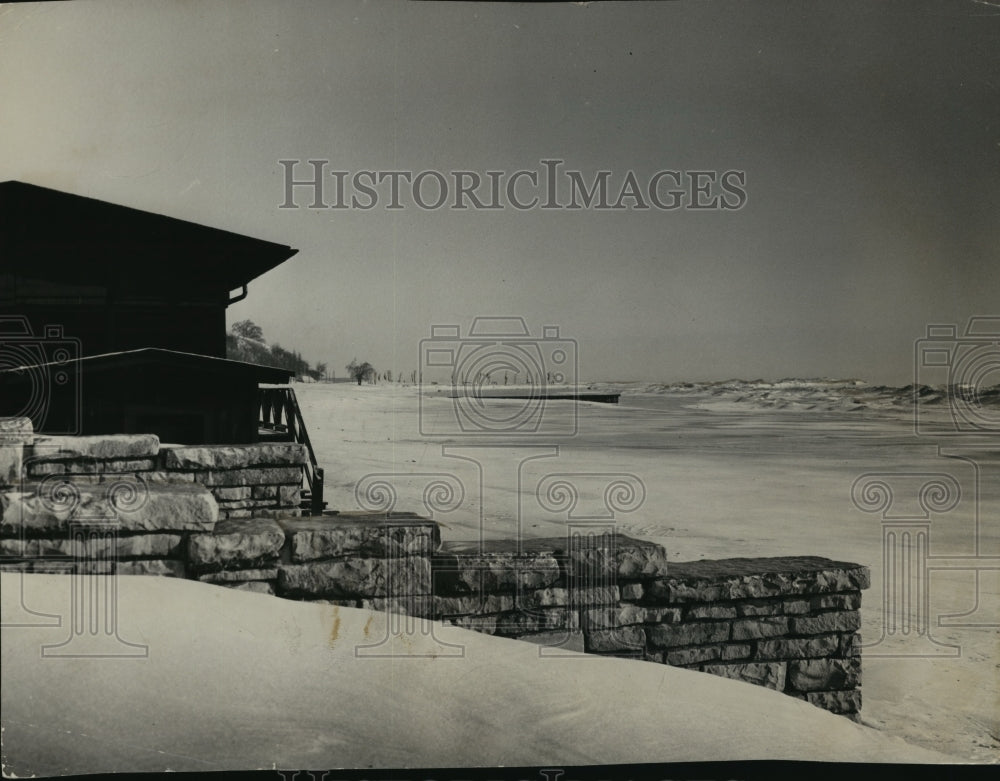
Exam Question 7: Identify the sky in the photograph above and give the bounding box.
[1,0,998,385]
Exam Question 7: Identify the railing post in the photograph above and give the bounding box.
[311,466,325,516]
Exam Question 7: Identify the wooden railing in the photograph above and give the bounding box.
[258,386,325,515]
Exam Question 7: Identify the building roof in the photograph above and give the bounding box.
[0,347,295,384]
[0,181,298,294]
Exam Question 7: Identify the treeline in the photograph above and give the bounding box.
[226,320,327,380]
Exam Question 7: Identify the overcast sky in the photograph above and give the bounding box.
[2,0,997,384]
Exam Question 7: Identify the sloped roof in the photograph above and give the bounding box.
[0,347,295,384]
[0,181,298,294]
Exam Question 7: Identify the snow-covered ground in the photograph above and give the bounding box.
[298,380,999,763]
[1,574,955,774]
[2,380,996,772]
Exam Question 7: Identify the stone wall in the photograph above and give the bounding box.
[11,425,305,520]
[0,423,868,719]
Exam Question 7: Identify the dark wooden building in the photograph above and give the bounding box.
[0,181,300,444]
[1,180,297,359]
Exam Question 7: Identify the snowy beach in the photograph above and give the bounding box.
[297,380,999,762]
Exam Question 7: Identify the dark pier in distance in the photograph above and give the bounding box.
[446,392,621,404]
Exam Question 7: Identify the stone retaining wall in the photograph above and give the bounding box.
[4,422,304,520]
[0,423,869,718]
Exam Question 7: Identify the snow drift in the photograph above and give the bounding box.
[1,573,954,775]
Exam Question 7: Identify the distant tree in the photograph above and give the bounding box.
[314,362,327,380]
[346,359,375,386]
[385,369,393,383]
[232,319,264,342]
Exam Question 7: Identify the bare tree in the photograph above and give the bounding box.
[346,359,375,386]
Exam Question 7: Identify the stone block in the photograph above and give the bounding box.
[494,608,579,636]
[583,604,682,629]
[644,579,726,603]
[805,689,861,714]
[445,614,498,634]
[1,482,217,535]
[252,485,278,499]
[162,444,307,470]
[198,567,280,583]
[361,595,435,618]
[188,517,286,570]
[88,458,157,474]
[512,630,586,653]
[756,635,840,660]
[434,551,561,594]
[687,604,738,619]
[563,537,669,581]
[254,507,302,519]
[59,460,98,474]
[0,417,32,437]
[840,631,862,657]
[203,467,303,487]
[583,604,646,629]
[216,499,268,510]
[736,600,783,616]
[31,435,159,460]
[811,593,862,611]
[585,625,645,653]
[620,582,644,601]
[115,559,186,577]
[702,662,786,691]
[613,539,671,580]
[278,485,300,506]
[282,514,440,562]
[791,611,860,635]
[649,557,870,602]
[665,645,721,666]
[647,620,731,648]
[25,461,65,478]
[0,441,25,488]
[782,599,812,615]
[731,616,789,640]
[213,486,253,501]
[434,593,516,616]
[721,643,753,660]
[143,471,195,483]
[521,585,619,609]
[2,533,183,559]
[277,556,432,599]
[788,658,861,692]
